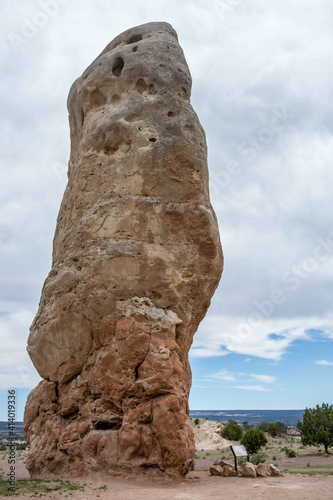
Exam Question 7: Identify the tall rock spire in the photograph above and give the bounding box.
[24,21,223,479]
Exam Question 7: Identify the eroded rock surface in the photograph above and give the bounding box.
[24,21,223,479]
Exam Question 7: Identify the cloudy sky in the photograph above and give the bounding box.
[1,0,333,420]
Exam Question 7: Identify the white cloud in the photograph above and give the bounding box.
[314,360,333,366]
[250,374,276,384]
[205,370,236,381]
[189,347,229,359]
[191,315,333,360]
[235,386,269,392]
[204,370,276,387]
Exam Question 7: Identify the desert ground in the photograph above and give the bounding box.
[1,419,333,499]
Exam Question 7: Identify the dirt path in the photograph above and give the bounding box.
[2,472,333,500]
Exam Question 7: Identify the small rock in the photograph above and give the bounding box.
[256,463,270,477]
[210,465,224,476]
[222,465,237,477]
[218,460,232,467]
[238,462,257,477]
[269,464,280,476]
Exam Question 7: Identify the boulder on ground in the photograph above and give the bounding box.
[238,462,257,477]
[217,460,237,476]
[256,463,271,477]
[210,465,224,476]
[210,462,237,477]
[269,464,280,476]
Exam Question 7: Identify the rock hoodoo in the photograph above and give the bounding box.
[24,21,223,478]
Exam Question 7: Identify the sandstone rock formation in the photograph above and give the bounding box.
[24,21,223,479]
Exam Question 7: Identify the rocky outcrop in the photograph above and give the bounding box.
[24,21,223,479]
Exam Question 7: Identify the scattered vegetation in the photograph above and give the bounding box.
[0,478,85,497]
[249,452,267,465]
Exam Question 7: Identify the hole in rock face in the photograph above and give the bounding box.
[149,138,157,142]
[112,57,124,77]
[111,94,120,104]
[142,419,153,425]
[79,108,85,126]
[90,89,107,107]
[168,111,174,117]
[93,421,122,431]
[62,409,79,419]
[132,46,138,52]
[136,79,147,94]
[148,83,156,94]
[127,34,143,44]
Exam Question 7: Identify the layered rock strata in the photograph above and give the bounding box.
[24,21,223,478]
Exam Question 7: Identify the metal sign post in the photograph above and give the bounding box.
[230,445,249,473]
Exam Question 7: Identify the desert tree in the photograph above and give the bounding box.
[297,403,333,454]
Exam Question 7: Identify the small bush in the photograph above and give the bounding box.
[221,420,243,441]
[267,423,279,437]
[285,448,296,458]
[250,452,267,465]
[241,428,268,454]
[272,455,277,461]
[194,418,200,426]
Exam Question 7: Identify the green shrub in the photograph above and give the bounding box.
[285,448,296,458]
[276,421,288,436]
[221,420,243,441]
[241,428,268,454]
[257,421,269,432]
[250,452,267,465]
[272,455,277,461]
[194,418,200,426]
[267,423,279,437]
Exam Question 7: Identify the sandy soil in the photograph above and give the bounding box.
[2,468,333,500]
